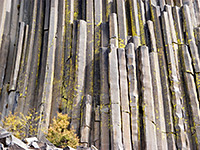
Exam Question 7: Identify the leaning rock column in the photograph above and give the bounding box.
[37,0,58,139]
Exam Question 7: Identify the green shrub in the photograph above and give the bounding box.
[2,111,40,139]
[47,113,79,148]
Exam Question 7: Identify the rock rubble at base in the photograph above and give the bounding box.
[0,128,97,150]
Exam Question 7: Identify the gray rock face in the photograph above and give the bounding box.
[1,0,200,149]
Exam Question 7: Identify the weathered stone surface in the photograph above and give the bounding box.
[109,45,123,150]
[100,106,110,150]
[101,23,109,47]
[70,20,87,134]
[85,0,94,97]
[25,0,44,112]
[117,48,132,149]
[50,0,65,122]
[180,45,200,149]
[151,5,176,149]
[94,120,100,149]
[116,0,127,48]
[9,22,25,91]
[64,20,78,117]
[0,84,9,121]
[137,0,146,45]
[172,6,184,43]
[4,0,20,84]
[34,30,48,114]
[183,4,195,42]
[138,46,157,150]
[117,48,130,112]
[147,20,157,52]
[38,0,59,138]
[194,27,200,55]
[44,0,51,30]
[0,0,6,49]
[80,95,92,144]
[100,48,109,106]
[110,104,123,150]
[162,11,187,149]
[17,0,38,115]
[99,47,110,149]
[109,46,120,105]
[109,13,118,47]
[166,0,174,6]
[150,52,168,150]
[129,0,140,36]
[0,35,9,89]
[125,43,139,149]
[94,0,102,107]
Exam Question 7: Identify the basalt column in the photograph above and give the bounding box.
[1,0,200,149]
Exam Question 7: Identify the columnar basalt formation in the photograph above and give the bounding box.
[0,0,200,149]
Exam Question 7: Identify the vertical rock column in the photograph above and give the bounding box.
[4,0,20,84]
[0,0,6,49]
[183,5,200,101]
[150,4,176,149]
[36,0,50,115]
[194,27,200,54]
[7,22,25,113]
[0,35,9,116]
[70,20,87,134]
[25,0,44,111]
[147,20,168,150]
[63,0,74,110]
[129,0,140,37]
[80,0,94,146]
[100,47,110,150]
[125,43,139,149]
[171,5,194,147]
[181,45,200,149]
[109,45,123,150]
[161,12,187,149]
[117,48,132,150]
[116,0,127,48]
[137,0,146,45]
[50,0,66,122]
[93,1,102,148]
[138,46,157,150]
[38,0,58,139]
[15,24,29,114]
[80,95,92,147]
[109,13,118,47]
[19,0,38,115]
